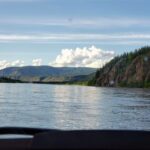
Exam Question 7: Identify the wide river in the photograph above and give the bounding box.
[0,83,149,130]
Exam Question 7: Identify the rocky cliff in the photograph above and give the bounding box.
[89,47,150,88]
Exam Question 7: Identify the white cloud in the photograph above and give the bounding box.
[0,33,150,43]
[0,47,114,69]
[49,46,115,68]
[32,58,42,66]
[0,58,43,70]
[0,60,24,70]
[11,60,24,67]
[0,60,10,70]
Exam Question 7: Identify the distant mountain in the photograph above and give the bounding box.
[88,46,150,88]
[0,66,96,82]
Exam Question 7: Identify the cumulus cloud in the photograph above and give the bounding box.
[11,60,24,67]
[49,46,115,68]
[32,58,42,66]
[0,60,24,70]
[0,60,10,70]
[0,58,43,70]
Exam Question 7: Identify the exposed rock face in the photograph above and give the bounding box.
[94,47,150,88]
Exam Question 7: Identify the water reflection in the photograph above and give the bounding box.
[0,83,149,130]
[50,85,104,129]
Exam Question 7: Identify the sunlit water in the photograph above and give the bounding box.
[0,83,149,130]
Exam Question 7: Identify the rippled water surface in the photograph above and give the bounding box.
[0,83,150,130]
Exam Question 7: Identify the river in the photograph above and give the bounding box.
[0,83,149,130]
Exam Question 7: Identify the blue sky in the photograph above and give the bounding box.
[0,0,150,68]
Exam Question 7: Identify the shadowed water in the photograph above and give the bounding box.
[0,83,149,130]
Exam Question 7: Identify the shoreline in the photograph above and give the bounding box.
[0,80,150,89]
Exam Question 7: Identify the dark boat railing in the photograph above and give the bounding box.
[0,127,60,135]
[0,127,149,149]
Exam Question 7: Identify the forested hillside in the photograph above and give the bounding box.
[88,47,150,88]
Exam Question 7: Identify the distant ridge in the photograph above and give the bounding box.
[0,66,96,83]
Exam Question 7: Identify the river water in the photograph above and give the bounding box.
[0,83,149,130]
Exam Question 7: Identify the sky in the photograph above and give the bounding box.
[0,0,150,68]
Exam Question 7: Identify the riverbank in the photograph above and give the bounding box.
[1,77,150,88]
